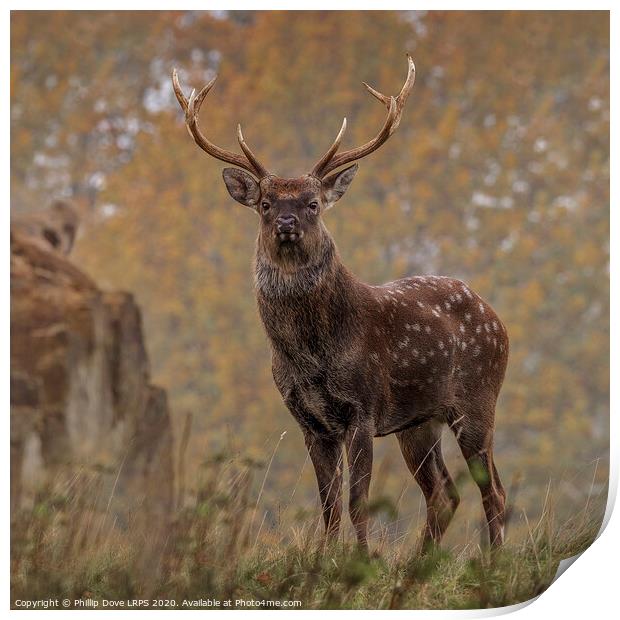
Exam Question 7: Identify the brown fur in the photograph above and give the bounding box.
[221,168,509,551]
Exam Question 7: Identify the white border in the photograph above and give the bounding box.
[4,3,614,618]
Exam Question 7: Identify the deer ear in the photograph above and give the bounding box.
[222,168,261,208]
[321,164,358,209]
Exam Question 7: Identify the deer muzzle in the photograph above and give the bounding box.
[277,231,303,242]
[276,215,302,243]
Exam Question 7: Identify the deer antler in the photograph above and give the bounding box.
[310,54,416,179]
[172,69,270,179]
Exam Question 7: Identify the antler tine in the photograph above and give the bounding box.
[310,54,416,178]
[192,76,218,113]
[172,68,189,113]
[363,54,416,112]
[237,125,270,179]
[310,118,347,178]
[362,82,391,107]
[171,68,270,179]
[398,54,417,104]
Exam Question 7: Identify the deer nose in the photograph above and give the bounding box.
[276,214,298,233]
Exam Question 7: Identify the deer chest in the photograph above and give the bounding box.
[276,363,360,437]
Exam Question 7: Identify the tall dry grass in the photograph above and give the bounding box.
[11,446,606,610]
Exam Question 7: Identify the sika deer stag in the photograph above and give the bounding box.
[172,56,508,551]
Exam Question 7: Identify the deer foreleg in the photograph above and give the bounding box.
[345,423,374,551]
[305,434,344,543]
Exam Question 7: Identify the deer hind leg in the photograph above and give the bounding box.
[345,423,374,551]
[305,434,344,543]
[397,420,460,550]
[450,410,506,547]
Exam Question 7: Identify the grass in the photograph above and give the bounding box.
[11,455,605,610]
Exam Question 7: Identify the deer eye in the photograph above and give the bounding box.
[308,202,319,213]
[261,202,270,212]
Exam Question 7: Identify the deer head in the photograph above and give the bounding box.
[172,56,415,270]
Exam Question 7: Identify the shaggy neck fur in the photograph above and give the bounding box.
[253,226,362,367]
[254,228,343,300]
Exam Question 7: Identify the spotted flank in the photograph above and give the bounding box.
[368,275,509,401]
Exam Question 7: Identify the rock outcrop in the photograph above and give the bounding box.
[10,231,174,527]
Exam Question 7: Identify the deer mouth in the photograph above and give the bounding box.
[277,231,303,243]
